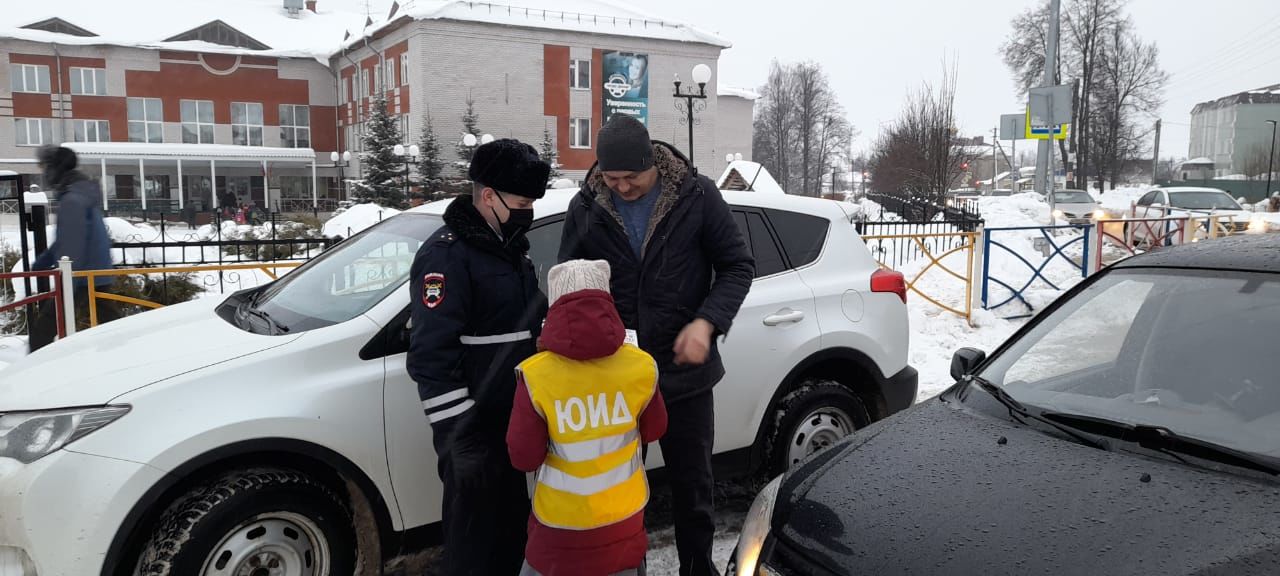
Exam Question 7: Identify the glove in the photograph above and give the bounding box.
[450,432,489,491]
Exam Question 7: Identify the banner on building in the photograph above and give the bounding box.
[602,51,649,125]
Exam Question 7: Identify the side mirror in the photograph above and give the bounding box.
[951,347,987,381]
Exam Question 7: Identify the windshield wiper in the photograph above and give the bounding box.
[1040,412,1280,477]
[969,376,1110,451]
[239,292,290,335]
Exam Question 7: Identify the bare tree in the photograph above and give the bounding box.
[1002,0,1130,188]
[792,62,832,196]
[869,63,976,204]
[1243,145,1276,179]
[753,61,796,192]
[1092,20,1167,187]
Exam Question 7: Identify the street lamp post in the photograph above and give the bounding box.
[394,143,421,201]
[329,150,352,205]
[1266,120,1277,202]
[673,63,713,167]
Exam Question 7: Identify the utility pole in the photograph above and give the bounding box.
[1038,0,1061,219]
[1151,119,1162,186]
[992,127,999,192]
[1266,120,1277,201]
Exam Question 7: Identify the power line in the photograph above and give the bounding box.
[1164,9,1280,79]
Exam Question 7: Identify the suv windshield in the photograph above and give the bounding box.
[1168,191,1241,211]
[1053,191,1094,204]
[249,213,442,332]
[972,268,1280,460]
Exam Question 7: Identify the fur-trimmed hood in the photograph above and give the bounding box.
[580,141,697,255]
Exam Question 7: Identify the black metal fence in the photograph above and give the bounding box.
[864,192,982,229]
[855,193,984,270]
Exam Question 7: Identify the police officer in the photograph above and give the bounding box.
[408,139,551,576]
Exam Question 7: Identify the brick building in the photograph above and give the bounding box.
[1,0,749,212]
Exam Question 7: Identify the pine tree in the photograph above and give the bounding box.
[351,91,406,208]
[455,93,481,169]
[417,114,445,199]
[540,123,565,186]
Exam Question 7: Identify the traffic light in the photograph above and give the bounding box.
[961,162,969,170]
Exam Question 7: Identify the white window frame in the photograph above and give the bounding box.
[383,58,396,90]
[127,97,164,143]
[279,104,311,149]
[14,118,53,146]
[181,99,215,144]
[231,102,264,146]
[400,53,409,86]
[362,69,371,96]
[69,67,107,96]
[569,59,591,91]
[10,64,50,93]
[72,119,111,142]
[570,118,591,149]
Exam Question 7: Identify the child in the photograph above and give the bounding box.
[508,260,667,576]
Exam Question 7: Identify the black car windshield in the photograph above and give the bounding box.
[250,213,443,332]
[1168,191,1241,211]
[1053,191,1094,204]
[973,268,1280,460]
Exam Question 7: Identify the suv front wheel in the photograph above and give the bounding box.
[134,468,356,576]
[768,379,870,475]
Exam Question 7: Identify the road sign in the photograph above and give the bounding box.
[1025,108,1069,140]
[1000,114,1026,140]
[1030,85,1073,125]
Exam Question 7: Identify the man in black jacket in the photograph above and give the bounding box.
[559,115,754,576]
[407,139,550,576]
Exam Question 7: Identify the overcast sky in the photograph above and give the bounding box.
[639,0,1280,160]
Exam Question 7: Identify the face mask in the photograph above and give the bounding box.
[492,191,534,242]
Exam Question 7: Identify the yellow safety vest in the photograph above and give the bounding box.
[517,344,658,530]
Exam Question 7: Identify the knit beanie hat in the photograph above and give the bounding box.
[468,138,551,199]
[596,115,654,172]
[547,259,611,306]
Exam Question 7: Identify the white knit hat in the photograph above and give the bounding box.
[548,259,611,305]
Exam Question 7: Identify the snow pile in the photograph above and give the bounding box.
[0,335,27,372]
[322,204,401,238]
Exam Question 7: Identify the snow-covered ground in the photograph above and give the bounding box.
[322,203,401,238]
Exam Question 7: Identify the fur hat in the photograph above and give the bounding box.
[547,259,611,305]
[468,138,550,199]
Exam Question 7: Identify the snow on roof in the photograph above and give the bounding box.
[718,161,785,195]
[349,0,731,50]
[0,171,17,177]
[2,0,367,59]
[717,84,760,100]
[64,142,318,162]
[1177,157,1214,168]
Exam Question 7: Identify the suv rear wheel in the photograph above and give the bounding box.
[768,379,870,476]
[134,468,356,576]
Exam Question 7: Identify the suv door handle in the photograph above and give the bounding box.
[763,310,805,326]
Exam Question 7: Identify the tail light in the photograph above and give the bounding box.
[871,269,907,304]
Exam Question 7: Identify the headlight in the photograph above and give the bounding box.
[733,475,783,576]
[0,406,130,464]
[1052,209,1065,221]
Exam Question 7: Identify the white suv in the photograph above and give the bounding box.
[0,190,914,576]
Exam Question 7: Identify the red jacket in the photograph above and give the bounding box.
[507,289,668,576]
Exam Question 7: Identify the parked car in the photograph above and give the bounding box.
[1131,187,1252,244]
[729,234,1280,576]
[0,190,916,576]
[1047,189,1102,224]
[986,188,1015,197]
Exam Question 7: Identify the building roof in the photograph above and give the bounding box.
[1,0,366,59]
[718,84,760,100]
[64,142,318,163]
[718,161,786,195]
[347,0,730,51]
[1191,83,1280,113]
[1177,157,1215,168]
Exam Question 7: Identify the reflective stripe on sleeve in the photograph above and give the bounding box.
[427,399,475,423]
[422,388,468,409]
[459,330,533,345]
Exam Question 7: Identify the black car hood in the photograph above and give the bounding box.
[775,398,1280,575]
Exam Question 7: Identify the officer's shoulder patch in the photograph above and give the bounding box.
[422,273,446,309]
